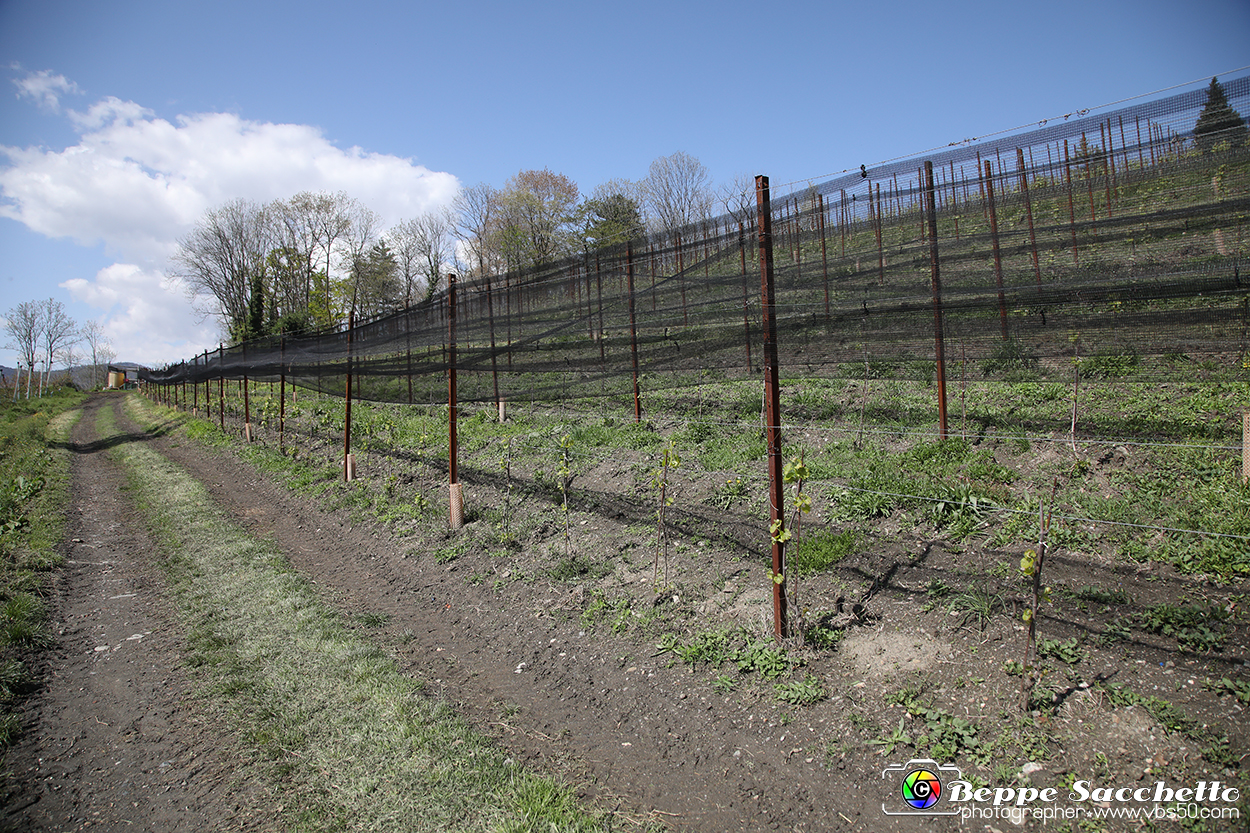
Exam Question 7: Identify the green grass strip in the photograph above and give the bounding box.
[110,396,607,833]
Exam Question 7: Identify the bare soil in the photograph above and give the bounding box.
[2,392,1247,831]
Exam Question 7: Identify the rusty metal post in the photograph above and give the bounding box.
[818,192,830,319]
[984,161,1009,341]
[278,338,287,454]
[343,310,355,481]
[1064,139,1080,266]
[924,162,949,440]
[448,273,463,529]
[242,344,252,442]
[626,243,642,423]
[406,306,414,406]
[203,351,210,422]
[756,174,788,640]
[677,232,688,326]
[218,344,225,432]
[739,222,753,371]
[872,182,885,285]
[485,275,501,420]
[1016,148,1042,291]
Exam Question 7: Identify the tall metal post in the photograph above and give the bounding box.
[984,161,1009,341]
[756,175,788,640]
[626,243,642,422]
[279,337,287,454]
[218,344,225,432]
[448,274,464,529]
[924,161,950,439]
[242,343,252,442]
[344,310,355,481]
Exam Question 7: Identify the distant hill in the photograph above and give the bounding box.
[0,361,146,390]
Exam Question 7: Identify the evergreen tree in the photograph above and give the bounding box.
[1194,77,1248,153]
[582,193,645,250]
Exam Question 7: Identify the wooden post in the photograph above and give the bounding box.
[756,174,787,640]
[924,161,949,439]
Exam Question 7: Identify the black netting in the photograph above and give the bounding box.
[144,76,1250,402]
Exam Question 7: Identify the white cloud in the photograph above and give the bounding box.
[11,67,82,111]
[1,96,461,264]
[61,263,220,367]
[3,72,462,366]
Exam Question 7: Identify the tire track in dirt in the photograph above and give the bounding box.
[1,394,275,833]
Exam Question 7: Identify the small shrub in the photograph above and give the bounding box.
[774,674,827,706]
[792,529,857,577]
[980,340,1039,379]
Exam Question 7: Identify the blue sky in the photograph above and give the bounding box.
[1,0,1248,367]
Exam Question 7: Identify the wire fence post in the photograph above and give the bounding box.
[343,310,355,481]
[756,174,788,640]
[448,273,464,529]
[486,275,502,421]
[1016,147,1042,291]
[218,343,225,432]
[279,337,287,455]
[626,242,642,423]
[925,161,950,440]
[984,161,1009,341]
[243,343,253,443]
[739,222,753,371]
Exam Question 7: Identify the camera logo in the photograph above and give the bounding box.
[882,759,962,816]
[902,768,942,809]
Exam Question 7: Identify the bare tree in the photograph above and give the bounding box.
[4,300,42,399]
[405,208,455,300]
[719,172,758,228]
[39,298,77,396]
[339,203,383,318]
[452,183,500,279]
[172,198,272,338]
[80,319,112,389]
[97,342,117,385]
[643,151,714,234]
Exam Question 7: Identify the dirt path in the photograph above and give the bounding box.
[1,394,275,833]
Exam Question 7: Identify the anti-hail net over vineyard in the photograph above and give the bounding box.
[144,76,1250,405]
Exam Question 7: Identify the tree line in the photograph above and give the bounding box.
[175,150,753,344]
[3,298,114,397]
